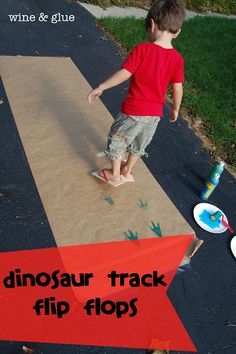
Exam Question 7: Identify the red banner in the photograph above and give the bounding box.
[0,235,196,351]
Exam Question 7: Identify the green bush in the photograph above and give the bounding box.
[79,0,142,9]
[183,0,236,14]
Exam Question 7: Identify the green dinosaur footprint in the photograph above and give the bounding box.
[138,199,148,209]
[124,229,138,240]
[104,195,114,206]
[150,221,163,237]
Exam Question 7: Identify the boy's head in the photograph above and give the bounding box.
[145,0,186,35]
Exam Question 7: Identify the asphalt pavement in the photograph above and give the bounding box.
[0,1,236,353]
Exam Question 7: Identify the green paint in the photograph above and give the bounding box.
[138,199,148,209]
[210,210,223,221]
[210,161,225,178]
[104,195,114,206]
[124,229,138,240]
[150,221,163,237]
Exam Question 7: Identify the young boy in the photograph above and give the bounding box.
[88,0,186,187]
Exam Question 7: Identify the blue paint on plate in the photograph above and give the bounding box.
[199,210,221,229]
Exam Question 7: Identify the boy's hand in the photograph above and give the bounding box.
[170,109,179,123]
[87,87,103,103]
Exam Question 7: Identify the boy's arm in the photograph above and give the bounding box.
[87,68,131,103]
[170,82,183,123]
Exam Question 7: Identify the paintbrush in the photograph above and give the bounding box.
[222,215,234,234]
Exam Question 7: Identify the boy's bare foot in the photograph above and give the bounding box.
[120,162,133,178]
[99,169,121,183]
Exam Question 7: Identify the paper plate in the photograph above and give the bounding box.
[230,236,236,259]
[193,203,227,234]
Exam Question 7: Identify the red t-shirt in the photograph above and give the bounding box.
[121,42,184,117]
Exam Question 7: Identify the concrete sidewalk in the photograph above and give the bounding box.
[78,1,236,19]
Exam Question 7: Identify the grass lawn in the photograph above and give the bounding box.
[98,16,236,168]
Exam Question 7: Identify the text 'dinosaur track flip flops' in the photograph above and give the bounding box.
[91,169,126,187]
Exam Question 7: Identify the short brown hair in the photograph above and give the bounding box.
[145,0,186,34]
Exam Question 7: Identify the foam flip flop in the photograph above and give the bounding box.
[91,169,126,187]
[122,174,135,182]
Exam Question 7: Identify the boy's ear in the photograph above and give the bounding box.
[150,18,157,32]
[173,29,181,38]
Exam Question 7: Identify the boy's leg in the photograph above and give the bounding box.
[102,113,142,182]
[121,153,139,178]
[100,159,122,183]
[123,116,160,176]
